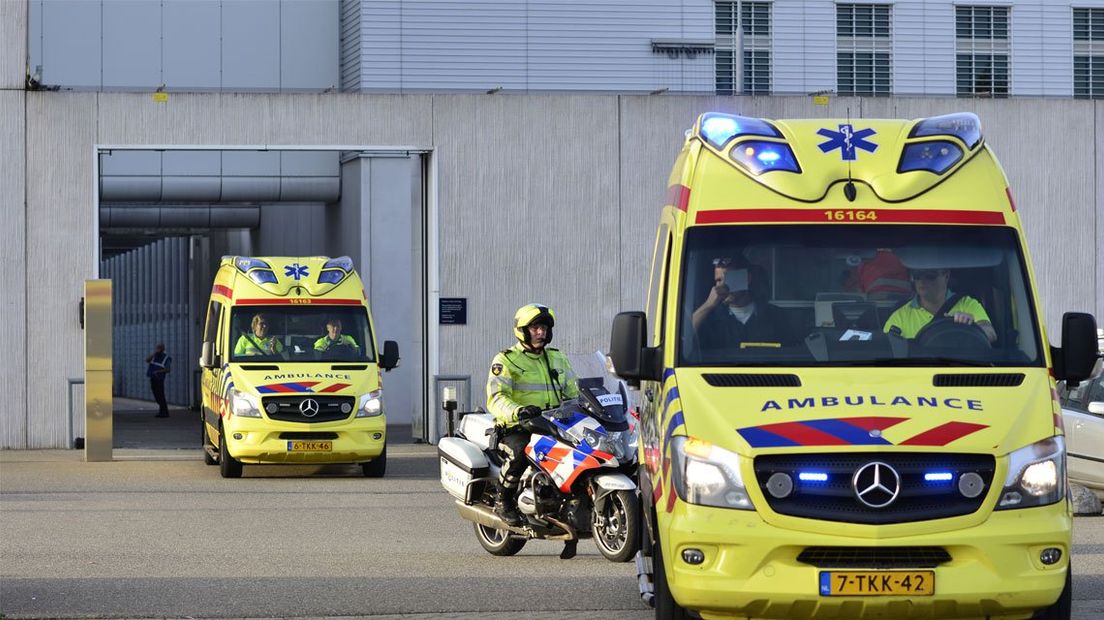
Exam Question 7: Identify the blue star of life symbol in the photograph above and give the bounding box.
[817,124,878,161]
[285,263,309,280]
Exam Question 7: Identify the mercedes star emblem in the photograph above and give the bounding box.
[299,398,320,417]
[852,461,901,508]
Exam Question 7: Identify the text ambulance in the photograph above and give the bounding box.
[200,256,399,478]
[610,113,1100,619]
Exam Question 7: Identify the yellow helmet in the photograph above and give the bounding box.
[513,303,556,345]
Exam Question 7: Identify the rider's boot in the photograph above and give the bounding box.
[559,539,578,560]
[494,483,524,527]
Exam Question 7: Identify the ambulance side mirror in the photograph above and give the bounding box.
[1051,312,1099,386]
[610,311,661,385]
[380,340,400,371]
[199,341,220,369]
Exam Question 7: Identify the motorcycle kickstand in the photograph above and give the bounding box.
[559,539,578,560]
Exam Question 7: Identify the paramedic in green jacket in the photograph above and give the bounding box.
[486,303,579,528]
[314,317,359,353]
[234,313,285,357]
[883,268,997,343]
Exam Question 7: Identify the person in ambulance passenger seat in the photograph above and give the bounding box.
[485,304,579,556]
[691,256,791,348]
[234,313,285,357]
[883,268,997,343]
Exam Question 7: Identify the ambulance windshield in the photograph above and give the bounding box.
[229,306,376,363]
[677,224,1042,367]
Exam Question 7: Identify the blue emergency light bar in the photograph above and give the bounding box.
[898,140,964,175]
[699,113,782,150]
[909,112,982,150]
[924,472,955,482]
[318,256,354,285]
[731,141,801,175]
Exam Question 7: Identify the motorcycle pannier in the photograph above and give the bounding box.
[438,437,490,504]
[457,412,497,451]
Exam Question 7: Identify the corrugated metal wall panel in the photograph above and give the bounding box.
[773,0,836,95]
[341,0,362,91]
[1011,0,1074,96]
[1097,102,1104,324]
[0,92,27,450]
[893,1,956,96]
[358,1,402,91]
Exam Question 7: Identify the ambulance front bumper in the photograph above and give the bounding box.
[223,414,386,464]
[662,501,1070,620]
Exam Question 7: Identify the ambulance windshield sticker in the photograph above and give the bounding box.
[285,263,309,280]
[817,124,877,161]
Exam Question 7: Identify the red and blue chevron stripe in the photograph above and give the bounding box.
[738,417,988,448]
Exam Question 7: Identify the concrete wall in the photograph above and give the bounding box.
[3,91,1102,448]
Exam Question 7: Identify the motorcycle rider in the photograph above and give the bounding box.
[486,304,579,532]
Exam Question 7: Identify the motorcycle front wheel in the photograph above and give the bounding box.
[592,488,640,562]
[473,522,527,556]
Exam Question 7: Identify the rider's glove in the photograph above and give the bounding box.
[517,405,542,422]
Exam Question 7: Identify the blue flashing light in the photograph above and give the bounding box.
[699,113,782,150]
[234,257,272,273]
[730,141,801,175]
[798,471,829,482]
[248,270,278,285]
[317,270,345,285]
[898,140,963,175]
[924,472,955,482]
[910,113,982,149]
[322,256,354,272]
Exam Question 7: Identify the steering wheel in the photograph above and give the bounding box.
[323,343,359,360]
[914,317,992,350]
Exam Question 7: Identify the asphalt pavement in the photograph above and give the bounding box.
[1,401,1103,619]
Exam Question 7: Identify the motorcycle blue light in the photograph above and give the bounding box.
[798,471,828,482]
[925,472,954,482]
[699,113,782,150]
[898,141,963,175]
[730,141,801,175]
[909,112,982,149]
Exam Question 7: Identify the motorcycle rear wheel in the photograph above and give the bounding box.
[593,489,641,563]
[473,522,527,556]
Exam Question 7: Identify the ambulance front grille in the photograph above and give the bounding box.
[754,453,996,525]
[797,546,952,569]
[262,396,356,423]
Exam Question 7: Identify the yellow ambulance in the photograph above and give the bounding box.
[199,256,399,478]
[610,112,1100,619]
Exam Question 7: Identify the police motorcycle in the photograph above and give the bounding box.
[438,381,640,562]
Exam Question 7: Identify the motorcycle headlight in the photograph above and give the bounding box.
[583,429,615,454]
[357,390,383,417]
[996,436,1065,510]
[230,390,261,418]
[669,436,753,510]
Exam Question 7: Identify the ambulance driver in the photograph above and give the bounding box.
[883,268,997,343]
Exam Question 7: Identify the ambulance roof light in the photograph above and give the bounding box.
[699,113,782,150]
[909,112,982,150]
[234,257,272,273]
[730,141,801,175]
[898,140,964,175]
[318,256,353,285]
[322,256,354,272]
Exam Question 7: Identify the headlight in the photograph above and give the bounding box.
[230,390,261,418]
[996,436,1065,510]
[669,436,753,510]
[357,390,383,417]
[583,429,615,455]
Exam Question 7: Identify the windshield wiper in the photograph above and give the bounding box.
[854,357,996,367]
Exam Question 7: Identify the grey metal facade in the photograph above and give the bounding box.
[1,91,1102,448]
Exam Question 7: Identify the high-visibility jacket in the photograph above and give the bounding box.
[234,334,285,357]
[314,334,358,351]
[486,344,578,427]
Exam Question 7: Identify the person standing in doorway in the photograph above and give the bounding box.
[146,343,172,418]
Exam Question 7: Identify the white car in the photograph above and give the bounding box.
[1060,360,1104,500]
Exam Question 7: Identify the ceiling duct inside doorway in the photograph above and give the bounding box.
[99,204,261,229]
[99,150,341,203]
